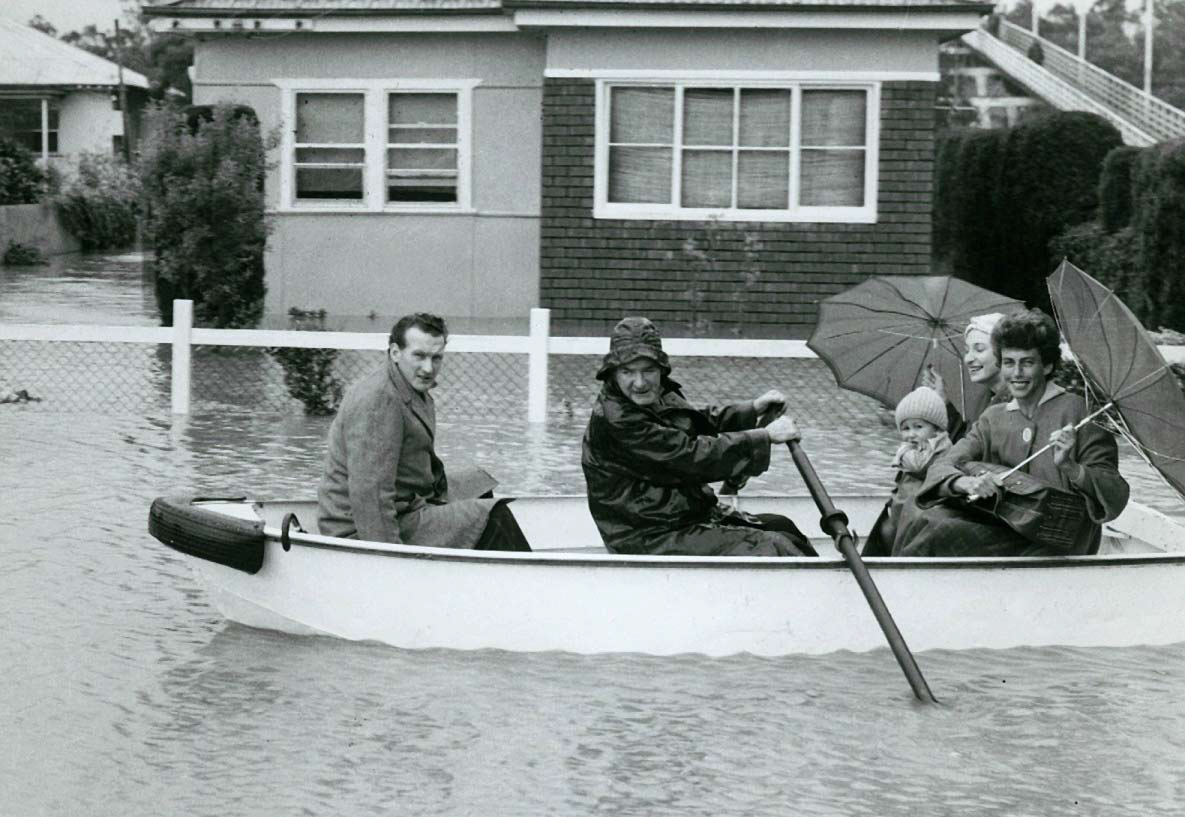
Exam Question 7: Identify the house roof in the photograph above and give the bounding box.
[144,0,991,15]
[0,19,150,90]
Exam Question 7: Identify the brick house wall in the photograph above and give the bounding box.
[539,78,937,338]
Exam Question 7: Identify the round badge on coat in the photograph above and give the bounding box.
[1022,427,1033,443]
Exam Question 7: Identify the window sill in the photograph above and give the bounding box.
[275,204,477,216]
[592,204,877,224]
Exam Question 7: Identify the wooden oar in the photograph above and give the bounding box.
[787,439,938,703]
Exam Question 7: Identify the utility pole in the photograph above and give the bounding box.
[1078,8,1086,61]
[1031,1,1040,36]
[1143,0,1154,95]
[114,19,131,161]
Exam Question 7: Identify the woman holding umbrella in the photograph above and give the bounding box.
[923,312,1010,442]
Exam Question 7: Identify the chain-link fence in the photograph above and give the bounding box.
[0,334,889,435]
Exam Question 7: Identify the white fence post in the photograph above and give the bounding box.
[527,307,550,424]
[171,299,192,415]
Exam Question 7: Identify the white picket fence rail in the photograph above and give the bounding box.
[0,300,818,420]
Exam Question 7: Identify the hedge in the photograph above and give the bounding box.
[139,103,273,328]
[1049,139,1185,334]
[933,112,1122,311]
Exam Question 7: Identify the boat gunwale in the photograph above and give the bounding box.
[261,526,1185,570]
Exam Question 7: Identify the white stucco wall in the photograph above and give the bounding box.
[192,33,545,324]
[545,28,939,75]
[57,91,122,163]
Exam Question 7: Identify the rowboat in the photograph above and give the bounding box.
[148,494,1185,656]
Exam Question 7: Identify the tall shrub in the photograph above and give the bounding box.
[995,112,1121,309]
[0,138,45,205]
[1099,145,1140,232]
[56,152,140,250]
[933,113,1118,307]
[1130,141,1185,332]
[1049,223,1139,302]
[140,103,272,327]
[953,128,1006,288]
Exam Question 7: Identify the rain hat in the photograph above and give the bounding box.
[596,317,671,381]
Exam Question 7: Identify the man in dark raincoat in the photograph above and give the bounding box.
[900,309,1129,556]
[582,317,814,557]
[317,312,529,551]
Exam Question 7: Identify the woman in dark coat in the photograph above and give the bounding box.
[581,317,815,558]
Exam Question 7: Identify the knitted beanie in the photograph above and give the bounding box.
[895,386,948,431]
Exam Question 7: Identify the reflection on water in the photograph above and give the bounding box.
[4,254,1185,815]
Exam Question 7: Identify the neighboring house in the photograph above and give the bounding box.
[0,20,150,170]
[145,0,988,335]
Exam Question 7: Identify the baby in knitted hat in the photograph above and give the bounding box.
[865,386,953,556]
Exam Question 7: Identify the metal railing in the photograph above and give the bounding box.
[963,27,1156,146]
[996,20,1185,144]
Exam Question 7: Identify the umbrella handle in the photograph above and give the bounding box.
[997,402,1114,479]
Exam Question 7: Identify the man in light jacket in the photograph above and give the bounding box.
[317,312,529,551]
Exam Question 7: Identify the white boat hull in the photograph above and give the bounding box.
[160,495,1185,656]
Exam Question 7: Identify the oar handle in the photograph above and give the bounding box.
[787,440,937,704]
[997,401,1114,479]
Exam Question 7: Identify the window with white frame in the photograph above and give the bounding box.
[387,93,459,203]
[596,81,877,222]
[280,81,473,210]
[294,92,366,201]
[0,98,59,154]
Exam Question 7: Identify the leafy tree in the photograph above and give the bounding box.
[26,15,57,36]
[1002,0,1185,109]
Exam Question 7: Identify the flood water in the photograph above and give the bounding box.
[2,253,1185,815]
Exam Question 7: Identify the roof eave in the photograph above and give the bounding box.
[503,0,992,11]
[142,4,506,16]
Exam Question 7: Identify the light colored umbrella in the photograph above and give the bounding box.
[1007,260,1185,501]
[808,276,1023,412]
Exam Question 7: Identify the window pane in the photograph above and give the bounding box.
[388,177,456,203]
[800,149,865,206]
[801,90,866,146]
[608,145,671,203]
[683,89,733,146]
[387,148,457,171]
[295,147,365,165]
[296,93,363,144]
[0,100,35,130]
[610,87,673,144]
[388,126,456,145]
[389,93,456,126]
[738,151,789,209]
[296,167,363,200]
[681,149,731,208]
[739,89,790,147]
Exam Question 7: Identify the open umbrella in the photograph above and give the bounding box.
[1017,260,1185,501]
[808,276,1024,413]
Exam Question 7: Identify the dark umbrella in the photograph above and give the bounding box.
[1021,260,1185,500]
[808,276,1023,413]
